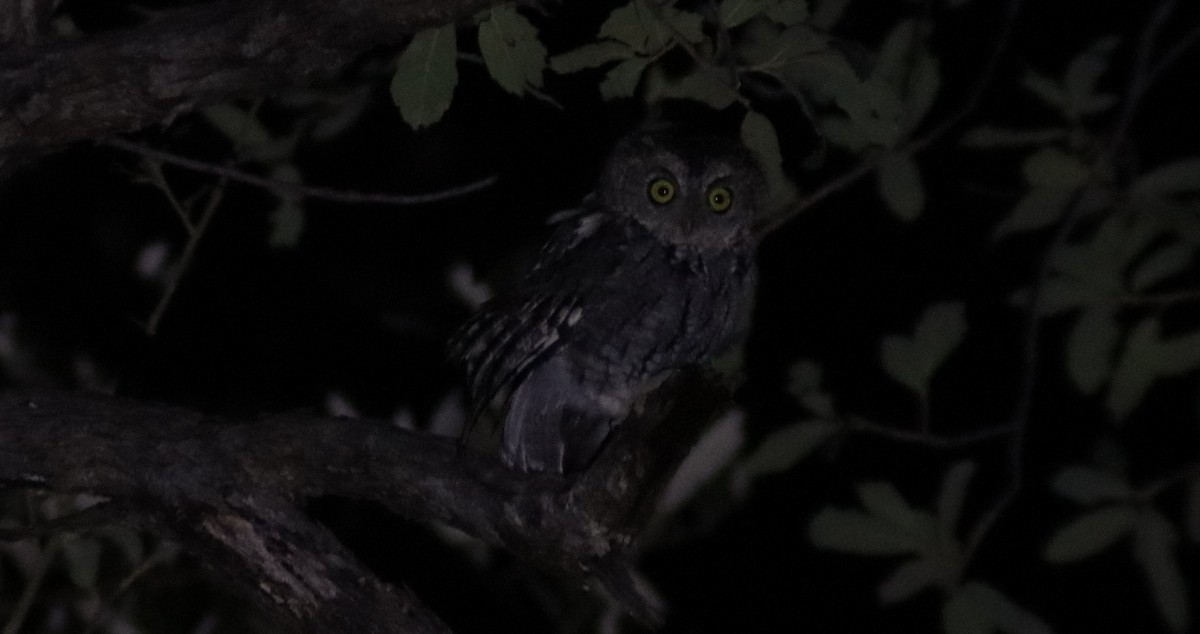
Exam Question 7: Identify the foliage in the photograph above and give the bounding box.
[3,0,1200,632]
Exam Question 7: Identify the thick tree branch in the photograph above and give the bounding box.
[0,0,506,154]
[0,370,730,632]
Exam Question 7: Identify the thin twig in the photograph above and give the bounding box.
[755,0,1026,237]
[961,0,1183,565]
[82,543,178,634]
[101,137,497,206]
[848,417,1015,448]
[144,177,228,337]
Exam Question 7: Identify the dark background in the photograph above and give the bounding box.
[2,0,1198,632]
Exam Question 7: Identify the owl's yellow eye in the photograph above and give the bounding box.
[707,186,733,213]
[648,178,676,204]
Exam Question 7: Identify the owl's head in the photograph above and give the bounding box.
[596,128,764,247]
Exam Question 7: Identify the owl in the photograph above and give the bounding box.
[450,127,762,473]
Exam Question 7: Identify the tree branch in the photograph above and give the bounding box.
[0,0,507,154]
[0,369,731,632]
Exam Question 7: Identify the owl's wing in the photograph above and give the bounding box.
[448,210,620,420]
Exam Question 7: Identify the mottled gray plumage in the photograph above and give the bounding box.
[450,129,762,472]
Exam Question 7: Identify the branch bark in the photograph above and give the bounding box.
[0,370,731,632]
[0,0,505,154]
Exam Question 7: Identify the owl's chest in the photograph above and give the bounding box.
[562,237,754,368]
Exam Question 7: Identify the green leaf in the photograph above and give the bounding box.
[201,104,274,153]
[873,19,918,90]
[1064,36,1119,118]
[1130,242,1194,291]
[809,0,849,30]
[1050,466,1132,504]
[903,52,940,130]
[599,0,703,55]
[1044,505,1137,562]
[937,460,976,536]
[879,557,939,604]
[880,302,967,396]
[740,420,838,477]
[1106,318,1161,420]
[61,535,102,589]
[740,110,798,208]
[599,55,652,100]
[478,6,547,95]
[876,152,925,221]
[1023,147,1089,188]
[993,186,1076,239]
[1130,158,1200,199]
[1066,306,1120,395]
[1186,479,1200,545]
[391,25,458,128]
[943,581,1054,634]
[764,0,809,25]
[1133,511,1189,632]
[809,508,919,555]
[1021,70,1068,113]
[960,126,1069,148]
[1157,328,1200,375]
[857,481,923,531]
[267,165,304,248]
[644,65,740,109]
[550,41,634,73]
[719,0,768,28]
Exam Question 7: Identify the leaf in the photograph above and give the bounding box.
[857,482,924,533]
[201,104,274,152]
[937,461,976,536]
[1021,70,1068,113]
[599,55,652,100]
[268,165,304,248]
[644,64,740,109]
[1130,158,1200,199]
[809,508,920,555]
[1023,147,1090,188]
[764,0,809,25]
[740,110,798,208]
[478,6,547,95]
[879,557,939,604]
[1133,511,1189,632]
[809,0,849,30]
[61,535,102,589]
[391,25,458,128]
[1044,505,1137,562]
[719,0,768,28]
[740,420,838,477]
[550,41,634,73]
[1064,36,1119,118]
[993,186,1076,239]
[1186,479,1200,545]
[1066,306,1120,395]
[876,152,925,221]
[1157,328,1200,375]
[873,19,918,90]
[960,126,1069,148]
[903,53,940,131]
[599,0,703,55]
[943,581,1054,634]
[1106,318,1161,420]
[1130,242,1194,291]
[1050,466,1132,504]
[880,302,968,396]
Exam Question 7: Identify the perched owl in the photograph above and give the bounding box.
[450,128,762,473]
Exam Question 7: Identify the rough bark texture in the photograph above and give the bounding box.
[0,0,505,154]
[0,371,732,633]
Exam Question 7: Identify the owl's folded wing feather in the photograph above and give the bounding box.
[448,211,621,419]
